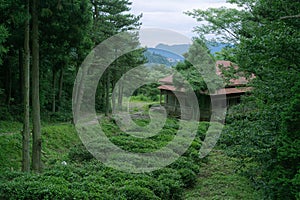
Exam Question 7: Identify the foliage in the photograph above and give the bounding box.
[184,150,263,199]
[173,38,223,93]
[0,118,212,199]
[0,130,22,170]
[68,143,94,162]
[0,0,144,120]
[132,64,172,102]
[0,25,8,65]
[41,124,80,163]
[130,94,153,102]
[192,0,300,198]
[186,5,253,44]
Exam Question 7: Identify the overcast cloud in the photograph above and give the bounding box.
[129,0,236,45]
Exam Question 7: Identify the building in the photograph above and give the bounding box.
[158,61,253,121]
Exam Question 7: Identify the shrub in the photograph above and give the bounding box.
[118,185,160,200]
[178,168,197,188]
[0,116,207,199]
[48,112,73,122]
[0,175,73,200]
[130,94,151,102]
[68,143,94,162]
[171,157,200,174]
[154,168,184,199]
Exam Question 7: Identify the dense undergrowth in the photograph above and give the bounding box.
[0,118,211,199]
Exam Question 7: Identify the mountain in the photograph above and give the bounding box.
[144,42,232,67]
[206,42,232,55]
[155,43,190,56]
[156,42,232,56]
[144,48,185,67]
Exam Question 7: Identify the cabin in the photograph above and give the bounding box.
[158,61,253,121]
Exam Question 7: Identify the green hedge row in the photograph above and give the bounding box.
[0,119,211,199]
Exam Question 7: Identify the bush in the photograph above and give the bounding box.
[171,157,200,174]
[0,172,117,200]
[0,175,73,200]
[0,106,13,121]
[0,116,208,199]
[118,185,160,200]
[48,112,73,122]
[0,132,22,170]
[178,168,197,188]
[68,143,94,162]
[130,94,151,102]
[153,168,184,199]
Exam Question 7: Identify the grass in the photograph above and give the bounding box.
[0,121,23,170]
[0,121,23,135]
[41,123,80,166]
[0,119,262,199]
[0,121,80,171]
[184,149,263,200]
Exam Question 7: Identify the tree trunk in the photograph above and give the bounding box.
[73,67,84,123]
[5,60,12,107]
[57,68,64,112]
[31,0,42,173]
[105,72,110,116]
[117,83,123,110]
[111,82,116,112]
[52,69,56,113]
[22,0,30,172]
[19,49,24,104]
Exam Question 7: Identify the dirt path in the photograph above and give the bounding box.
[184,150,262,200]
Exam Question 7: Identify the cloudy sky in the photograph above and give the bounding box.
[129,0,235,46]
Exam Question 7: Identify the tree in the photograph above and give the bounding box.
[90,0,142,115]
[0,25,8,65]
[31,0,42,172]
[0,0,143,171]
[22,0,30,172]
[185,5,253,44]
[174,38,221,93]
[232,1,300,198]
[0,0,26,107]
[189,0,300,198]
[37,0,92,114]
[0,24,8,101]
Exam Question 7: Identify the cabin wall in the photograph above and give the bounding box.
[160,89,243,121]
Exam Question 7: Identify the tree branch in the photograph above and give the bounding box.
[280,14,300,20]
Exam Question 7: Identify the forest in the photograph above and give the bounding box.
[0,0,299,199]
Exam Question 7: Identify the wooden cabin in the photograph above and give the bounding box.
[158,61,253,121]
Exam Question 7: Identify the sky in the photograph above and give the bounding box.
[129,0,236,46]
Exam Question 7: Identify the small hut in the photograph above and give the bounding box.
[158,61,253,120]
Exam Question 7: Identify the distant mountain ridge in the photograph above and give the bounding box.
[155,44,190,56]
[144,42,231,67]
[206,42,231,55]
[144,48,184,67]
[155,42,231,56]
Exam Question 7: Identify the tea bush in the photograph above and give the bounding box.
[0,118,213,199]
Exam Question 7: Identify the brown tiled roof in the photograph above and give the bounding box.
[158,75,173,84]
[158,60,254,95]
[204,87,253,95]
[158,84,252,95]
[158,85,185,92]
[216,60,250,86]
[215,60,234,75]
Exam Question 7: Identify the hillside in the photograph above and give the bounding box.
[0,118,262,199]
[144,48,185,67]
[143,42,229,67]
[185,150,262,199]
[155,43,231,56]
[155,43,191,55]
